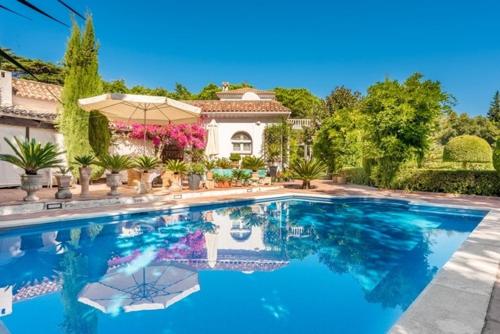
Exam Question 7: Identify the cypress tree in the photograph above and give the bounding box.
[59,15,109,169]
[488,91,500,124]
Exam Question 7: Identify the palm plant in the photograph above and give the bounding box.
[204,159,217,171]
[165,159,188,175]
[96,154,132,174]
[216,158,232,169]
[232,169,245,181]
[241,156,266,172]
[290,158,326,189]
[134,155,161,173]
[73,154,96,168]
[0,137,64,175]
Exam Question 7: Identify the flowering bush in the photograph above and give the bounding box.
[114,122,207,152]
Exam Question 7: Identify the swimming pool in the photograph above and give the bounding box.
[0,196,488,334]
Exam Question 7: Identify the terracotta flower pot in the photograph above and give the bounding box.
[79,166,92,197]
[106,173,122,196]
[206,171,213,181]
[55,175,72,199]
[20,174,44,202]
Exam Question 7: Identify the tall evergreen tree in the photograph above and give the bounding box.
[59,15,107,168]
[488,91,500,124]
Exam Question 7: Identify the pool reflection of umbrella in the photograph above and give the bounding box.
[78,263,199,313]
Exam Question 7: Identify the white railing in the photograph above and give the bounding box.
[288,118,312,129]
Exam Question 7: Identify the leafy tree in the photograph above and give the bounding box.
[313,108,364,173]
[274,87,327,119]
[59,16,105,168]
[437,111,498,146]
[325,85,362,114]
[263,120,291,166]
[102,79,128,93]
[170,83,193,100]
[362,73,451,186]
[488,91,500,124]
[196,83,220,100]
[0,48,64,84]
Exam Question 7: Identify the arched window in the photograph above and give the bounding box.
[231,132,252,155]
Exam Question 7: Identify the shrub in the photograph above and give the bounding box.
[229,153,241,162]
[494,138,500,173]
[165,159,188,175]
[216,158,232,169]
[241,156,266,172]
[134,155,161,173]
[340,167,370,185]
[0,137,64,175]
[394,169,500,196]
[74,154,96,168]
[188,162,205,175]
[96,154,133,174]
[204,159,217,171]
[290,158,326,189]
[443,135,492,169]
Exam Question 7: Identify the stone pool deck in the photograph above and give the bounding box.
[0,180,499,333]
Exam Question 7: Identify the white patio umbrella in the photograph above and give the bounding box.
[78,263,200,313]
[78,93,202,147]
[204,232,218,268]
[204,119,219,158]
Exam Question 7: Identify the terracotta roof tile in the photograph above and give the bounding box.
[185,100,290,114]
[0,105,57,122]
[12,78,62,102]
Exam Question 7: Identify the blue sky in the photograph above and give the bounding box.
[1,0,500,115]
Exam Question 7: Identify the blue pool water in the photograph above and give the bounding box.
[0,197,487,334]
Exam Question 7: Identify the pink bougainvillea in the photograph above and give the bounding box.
[113,121,207,151]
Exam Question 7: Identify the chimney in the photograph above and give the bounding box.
[222,81,229,92]
[0,70,13,107]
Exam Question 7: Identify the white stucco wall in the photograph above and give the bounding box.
[205,115,282,158]
[12,96,58,114]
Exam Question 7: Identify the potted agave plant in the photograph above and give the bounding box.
[290,158,326,189]
[133,155,161,194]
[74,154,96,197]
[187,162,205,190]
[55,166,72,199]
[96,154,132,196]
[0,137,64,201]
[242,156,266,181]
[232,169,245,187]
[165,159,188,192]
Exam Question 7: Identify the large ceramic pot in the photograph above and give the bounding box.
[138,172,152,194]
[169,173,182,192]
[106,173,122,196]
[20,174,44,202]
[55,175,72,199]
[188,174,202,190]
[79,166,92,197]
[269,166,278,178]
[206,171,213,181]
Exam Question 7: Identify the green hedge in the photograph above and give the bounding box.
[340,167,370,185]
[394,169,500,196]
[494,139,500,173]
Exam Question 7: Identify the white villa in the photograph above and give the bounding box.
[0,70,292,187]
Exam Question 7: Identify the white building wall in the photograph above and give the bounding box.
[207,115,282,158]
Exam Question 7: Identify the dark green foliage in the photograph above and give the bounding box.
[0,48,64,85]
[196,83,220,100]
[362,73,452,187]
[443,135,492,168]
[133,155,161,172]
[290,158,326,189]
[165,159,188,174]
[493,138,500,173]
[88,111,110,158]
[216,158,233,169]
[339,167,370,185]
[263,121,290,165]
[96,154,132,173]
[488,91,500,124]
[437,111,498,146]
[394,169,500,196]
[274,87,326,119]
[241,156,266,172]
[73,154,96,167]
[59,16,104,168]
[325,86,361,114]
[0,137,64,174]
[229,153,241,162]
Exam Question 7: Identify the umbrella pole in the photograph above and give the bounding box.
[143,109,147,154]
